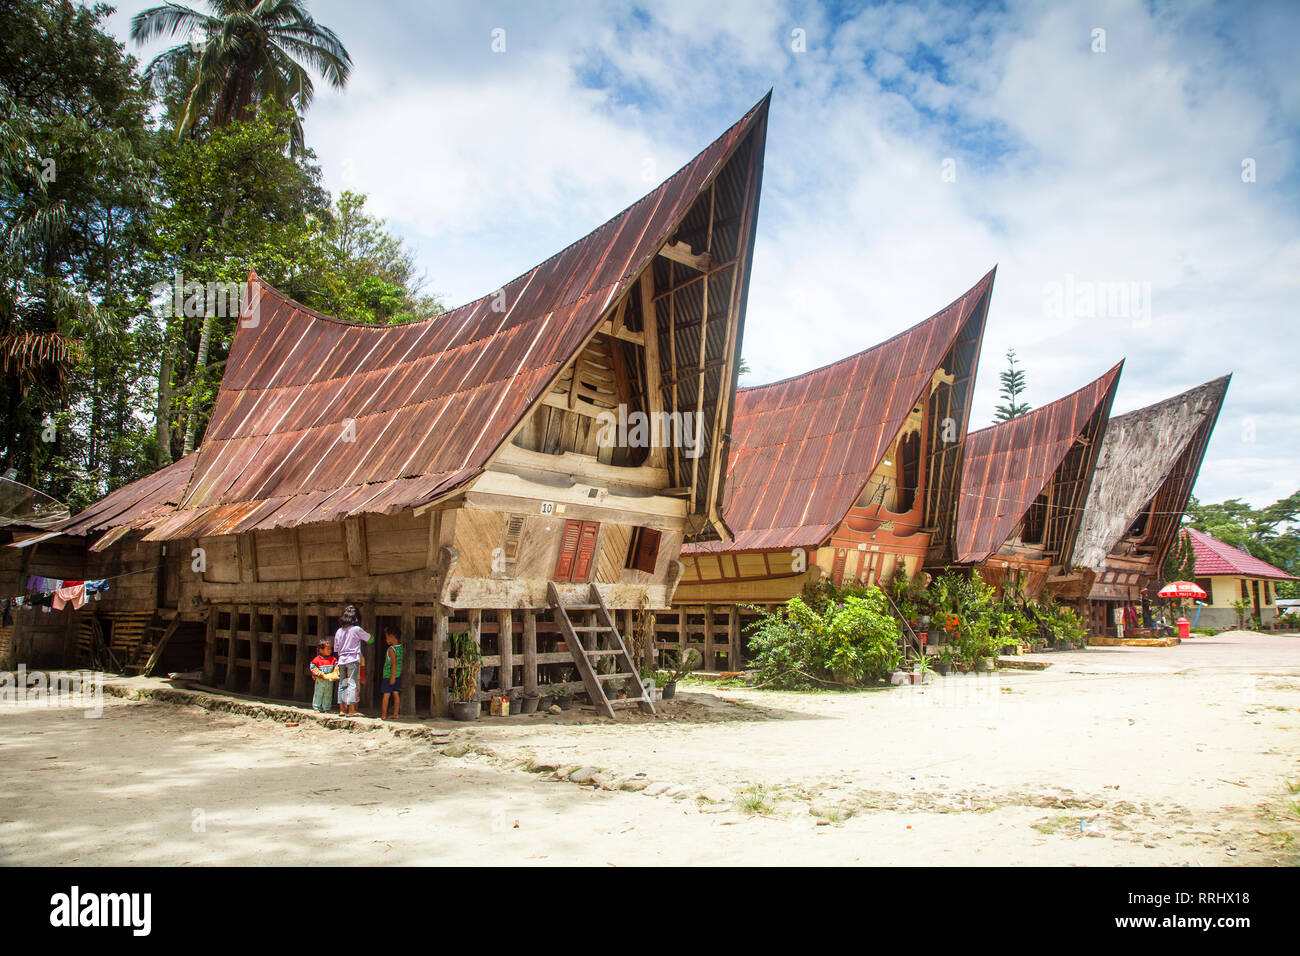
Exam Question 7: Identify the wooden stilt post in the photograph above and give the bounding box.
[248,604,263,696]
[523,609,537,696]
[400,603,415,717]
[202,606,217,684]
[498,609,513,692]
[360,604,376,711]
[224,606,238,689]
[433,607,449,718]
[703,603,715,671]
[268,605,283,698]
[468,608,482,692]
[292,602,306,700]
[728,605,741,671]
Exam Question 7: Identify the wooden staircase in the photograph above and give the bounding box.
[547,582,655,719]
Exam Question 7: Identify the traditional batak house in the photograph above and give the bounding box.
[1073,375,1231,637]
[662,268,996,669]
[40,95,772,718]
[952,362,1123,604]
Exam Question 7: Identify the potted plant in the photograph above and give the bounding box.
[656,648,699,700]
[933,647,955,676]
[910,653,932,684]
[508,688,523,715]
[520,687,542,713]
[449,630,481,721]
[551,671,575,710]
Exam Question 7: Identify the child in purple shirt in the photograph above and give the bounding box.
[333,604,372,717]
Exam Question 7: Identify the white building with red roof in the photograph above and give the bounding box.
[1184,527,1297,630]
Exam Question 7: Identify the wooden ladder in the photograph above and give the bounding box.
[547,582,656,719]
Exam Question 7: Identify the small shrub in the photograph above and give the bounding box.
[747,587,902,690]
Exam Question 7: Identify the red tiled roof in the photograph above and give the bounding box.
[1184,527,1297,580]
[54,95,771,545]
[684,268,995,554]
[954,362,1123,563]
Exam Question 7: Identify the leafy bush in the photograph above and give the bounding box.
[747,588,902,690]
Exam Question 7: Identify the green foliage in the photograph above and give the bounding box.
[994,347,1031,421]
[658,648,700,682]
[448,631,480,702]
[746,589,902,690]
[1162,530,1198,583]
[0,0,160,507]
[1230,598,1251,630]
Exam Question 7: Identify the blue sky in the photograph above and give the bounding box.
[102,0,1300,507]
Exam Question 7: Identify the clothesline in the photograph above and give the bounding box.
[1,564,162,616]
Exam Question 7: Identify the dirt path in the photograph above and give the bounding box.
[1,631,1297,865]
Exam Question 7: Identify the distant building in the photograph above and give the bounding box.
[1183,527,1297,629]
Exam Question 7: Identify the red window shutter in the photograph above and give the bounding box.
[572,522,600,582]
[631,528,661,573]
[554,519,583,582]
[832,549,846,585]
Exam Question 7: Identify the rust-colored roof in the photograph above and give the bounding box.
[684,268,996,554]
[55,454,197,549]
[954,362,1123,564]
[1184,527,1297,581]
[56,95,770,545]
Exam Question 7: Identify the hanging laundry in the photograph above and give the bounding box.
[52,584,87,611]
[27,575,62,592]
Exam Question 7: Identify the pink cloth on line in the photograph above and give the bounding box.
[52,584,87,611]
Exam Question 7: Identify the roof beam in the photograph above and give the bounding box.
[658,240,713,273]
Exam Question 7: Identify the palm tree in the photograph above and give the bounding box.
[131,0,352,153]
[132,1,350,461]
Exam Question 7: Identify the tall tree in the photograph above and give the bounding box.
[1161,529,1198,583]
[0,0,157,508]
[994,347,1031,421]
[131,0,352,461]
[130,0,351,155]
[1185,491,1300,597]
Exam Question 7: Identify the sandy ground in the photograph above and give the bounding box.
[1,630,1297,866]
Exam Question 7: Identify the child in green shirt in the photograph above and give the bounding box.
[380,628,403,720]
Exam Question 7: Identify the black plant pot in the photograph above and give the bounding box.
[451,700,480,721]
[555,694,574,711]
[509,697,522,715]
[933,661,951,676]
[661,681,677,700]
[520,695,540,714]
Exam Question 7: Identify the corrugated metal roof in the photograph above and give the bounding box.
[54,454,197,547]
[684,268,996,554]
[53,95,771,545]
[1184,527,1297,581]
[1073,375,1231,569]
[954,362,1123,564]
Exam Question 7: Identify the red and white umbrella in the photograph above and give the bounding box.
[1158,581,1207,600]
